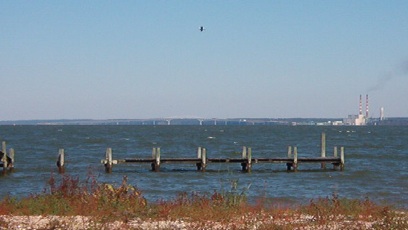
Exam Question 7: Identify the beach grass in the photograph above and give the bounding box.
[1,174,407,229]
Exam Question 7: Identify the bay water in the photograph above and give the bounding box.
[1,125,407,209]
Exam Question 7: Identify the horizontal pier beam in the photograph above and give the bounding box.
[297,157,341,163]
[107,157,341,165]
[119,158,202,164]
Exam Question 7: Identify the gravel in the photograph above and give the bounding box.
[1,213,407,230]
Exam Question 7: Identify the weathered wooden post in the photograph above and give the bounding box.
[152,147,156,159]
[200,147,207,172]
[156,147,161,172]
[240,146,252,172]
[151,147,160,172]
[286,145,292,171]
[246,147,252,173]
[293,146,298,172]
[151,147,156,171]
[333,146,338,170]
[196,147,202,170]
[321,132,326,169]
[2,141,7,174]
[242,146,247,158]
[105,148,113,173]
[57,148,65,174]
[8,148,14,171]
[340,147,345,171]
[197,147,202,159]
[241,146,247,171]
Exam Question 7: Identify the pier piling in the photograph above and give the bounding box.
[196,147,203,170]
[247,147,252,172]
[293,146,298,172]
[151,147,161,172]
[333,146,338,170]
[340,147,345,170]
[321,132,326,169]
[241,147,252,172]
[8,148,14,171]
[105,148,113,173]
[196,147,203,171]
[1,141,15,174]
[241,146,246,171]
[57,149,65,174]
[200,148,207,172]
[286,146,292,171]
[1,142,7,174]
[197,147,202,159]
[242,146,247,159]
[241,146,252,172]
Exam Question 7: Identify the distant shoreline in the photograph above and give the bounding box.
[1,117,408,126]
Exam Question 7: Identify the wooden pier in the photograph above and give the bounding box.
[101,132,345,173]
[1,141,15,174]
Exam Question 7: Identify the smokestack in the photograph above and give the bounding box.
[359,94,362,115]
[366,94,369,118]
[380,107,385,121]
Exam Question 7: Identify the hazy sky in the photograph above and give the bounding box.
[1,1,408,120]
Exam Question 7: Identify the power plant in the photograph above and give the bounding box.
[343,94,371,126]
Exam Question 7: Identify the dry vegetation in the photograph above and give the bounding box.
[1,174,407,229]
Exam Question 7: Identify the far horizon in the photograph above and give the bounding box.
[2,116,406,123]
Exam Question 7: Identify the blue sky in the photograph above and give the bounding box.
[1,1,408,120]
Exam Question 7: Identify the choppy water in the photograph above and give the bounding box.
[1,125,407,208]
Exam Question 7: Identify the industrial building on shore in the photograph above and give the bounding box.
[342,94,408,126]
[343,94,369,126]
